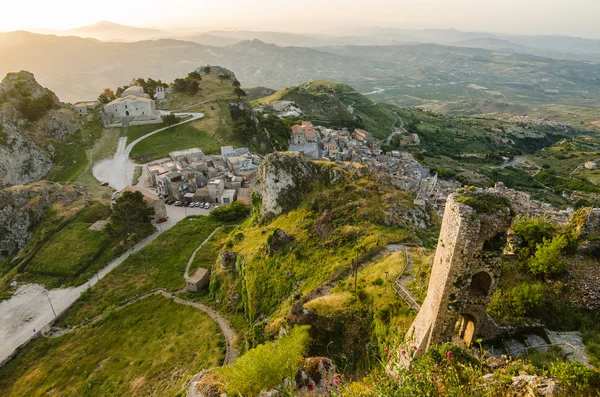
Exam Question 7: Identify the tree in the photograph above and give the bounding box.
[105,191,155,244]
[188,71,202,81]
[98,88,116,104]
[161,113,179,128]
[232,79,241,88]
[234,87,247,99]
[203,66,211,74]
[217,326,311,397]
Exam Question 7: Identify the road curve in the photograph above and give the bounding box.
[93,111,204,192]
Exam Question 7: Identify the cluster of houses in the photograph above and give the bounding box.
[144,146,260,205]
[287,120,574,222]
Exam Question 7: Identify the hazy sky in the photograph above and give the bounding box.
[2,0,600,38]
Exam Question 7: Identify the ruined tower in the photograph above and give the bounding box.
[405,191,513,351]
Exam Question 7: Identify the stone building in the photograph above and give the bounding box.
[186,267,210,292]
[404,191,513,354]
[103,86,160,124]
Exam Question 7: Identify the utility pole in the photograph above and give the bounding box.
[45,291,57,317]
[354,255,359,292]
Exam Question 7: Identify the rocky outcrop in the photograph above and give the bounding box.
[266,229,293,255]
[572,207,600,256]
[0,181,88,259]
[220,250,238,273]
[257,153,344,219]
[0,71,80,187]
[0,105,53,186]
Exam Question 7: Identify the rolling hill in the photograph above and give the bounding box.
[256,81,398,139]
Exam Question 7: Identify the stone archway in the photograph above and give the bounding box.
[469,271,492,297]
[125,110,130,116]
[458,313,477,346]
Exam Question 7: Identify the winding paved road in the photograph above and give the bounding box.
[387,115,408,145]
[93,111,204,192]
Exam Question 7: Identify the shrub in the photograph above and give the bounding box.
[528,235,568,278]
[511,215,557,255]
[211,201,251,222]
[488,282,547,323]
[217,326,311,396]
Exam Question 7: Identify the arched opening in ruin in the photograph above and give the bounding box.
[125,111,130,116]
[469,271,492,297]
[457,313,477,347]
[482,232,507,252]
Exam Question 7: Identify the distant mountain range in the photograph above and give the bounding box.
[2,30,600,129]
[18,22,600,62]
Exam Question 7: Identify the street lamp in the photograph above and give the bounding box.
[45,291,57,317]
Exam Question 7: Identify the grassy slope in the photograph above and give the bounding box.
[304,250,418,370]
[256,81,398,139]
[58,216,221,327]
[27,222,109,276]
[0,203,114,299]
[211,175,430,324]
[188,226,234,276]
[46,111,106,183]
[0,295,224,397]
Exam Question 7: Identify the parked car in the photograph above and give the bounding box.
[174,201,183,207]
[166,199,174,205]
[204,203,210,209]
[156,217,168,224]
[101,181,109,186]
[183,201,190,207]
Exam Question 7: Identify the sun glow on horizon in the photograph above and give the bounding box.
[1,0,599,38]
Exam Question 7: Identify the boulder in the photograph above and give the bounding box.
[267,228,293,255]
[220,250,238,272]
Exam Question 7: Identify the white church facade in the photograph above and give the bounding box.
[103,86,161,126]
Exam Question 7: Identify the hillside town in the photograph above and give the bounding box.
[289,120,574,224]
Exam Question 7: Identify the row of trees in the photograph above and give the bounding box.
[98,77,169,104]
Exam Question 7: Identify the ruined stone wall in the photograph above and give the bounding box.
[404,192,513,352]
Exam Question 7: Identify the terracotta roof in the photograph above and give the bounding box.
[121,185,160,202]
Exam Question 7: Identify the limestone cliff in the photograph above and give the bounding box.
[257,153,344,219]
[0,71,79,187]
[0,181,88,259]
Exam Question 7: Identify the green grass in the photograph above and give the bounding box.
[129,123,223,163]
[71,128,119,201]
[27,223,110,276]
[211,176,427,323]
[123,122,168,145]
[46,112,106,183]
[0,295,224,397]
[58,216,221,327]
[188,226,235,275]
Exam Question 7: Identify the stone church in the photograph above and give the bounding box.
[103,86,160,125]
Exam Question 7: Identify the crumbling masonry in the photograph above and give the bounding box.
[405,192,513,351]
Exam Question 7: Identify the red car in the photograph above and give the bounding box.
[156,217,168,224]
